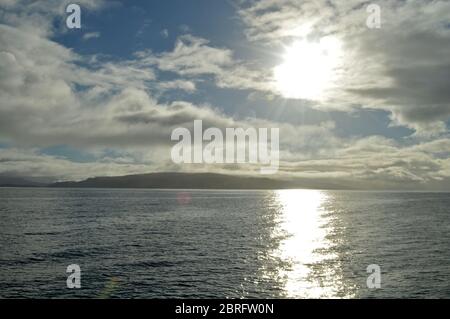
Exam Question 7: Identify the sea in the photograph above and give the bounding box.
[0,188,449,298]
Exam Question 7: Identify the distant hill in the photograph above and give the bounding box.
[2,172,441,191]
[50,172,295,189]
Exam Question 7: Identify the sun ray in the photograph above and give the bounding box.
[274,37,343,101]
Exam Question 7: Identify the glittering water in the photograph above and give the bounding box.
[0,188,449,298]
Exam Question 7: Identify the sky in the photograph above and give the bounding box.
[0,0,450,190]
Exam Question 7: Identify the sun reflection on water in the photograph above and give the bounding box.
[272,189,344,298]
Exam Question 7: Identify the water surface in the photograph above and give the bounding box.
[1,188,449,298]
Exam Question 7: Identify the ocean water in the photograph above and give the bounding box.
[0,188,449,298]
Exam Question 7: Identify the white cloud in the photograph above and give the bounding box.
[1,0,450,189]
[160,28,169,38]
[134,34,275,93]
[82,31,100,40]
[237,0,450,134]
[0,0,107,36]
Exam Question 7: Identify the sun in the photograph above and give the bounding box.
[274,37,343,100]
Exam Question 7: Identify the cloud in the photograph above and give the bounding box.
[160,28,169,38]
[3,134,450,190]
[134,34,275,93]
[0,24,206,149]
[157,79,196,92]
[237,0,450,134]
[1,0,450,189]
[0,0,107,36]
[0,148,157,181]
[139,35,234,75]
[82,31,100,40]
[279,135,450,189]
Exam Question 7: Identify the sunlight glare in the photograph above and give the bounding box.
[272,189,342,298]
[274,37,343,100]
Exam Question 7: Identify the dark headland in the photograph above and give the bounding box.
[49,172,293,189]
[1,173,352,190]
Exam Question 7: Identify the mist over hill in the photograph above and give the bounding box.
[0,175,47,187]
